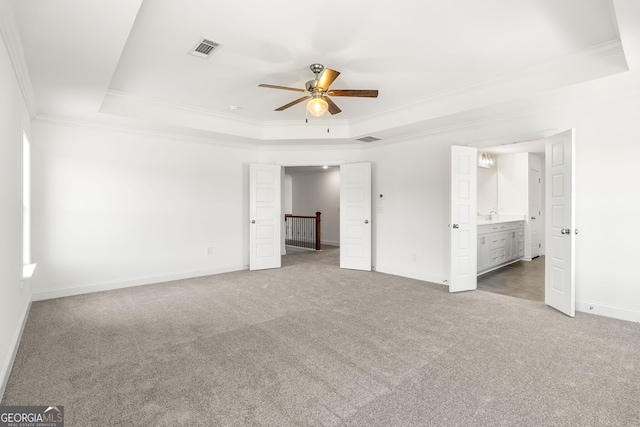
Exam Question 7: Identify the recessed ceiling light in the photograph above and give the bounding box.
[323,165,328,169]
[228,106,241,111]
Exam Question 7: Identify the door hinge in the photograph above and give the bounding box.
[538,178,541,183]
[539,243,541,248]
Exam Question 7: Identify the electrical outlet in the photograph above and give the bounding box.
[411,253,417,262]
[207,247,213,255]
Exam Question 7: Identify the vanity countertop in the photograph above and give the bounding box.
[477,215,525,225]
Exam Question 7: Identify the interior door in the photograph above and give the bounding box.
[249,163,281,271]
[544,130,575,316]
[529,167,541,258]
[449,146,478,292]
[340,162,371,271]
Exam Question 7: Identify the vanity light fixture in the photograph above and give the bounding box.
[478,152,495,168]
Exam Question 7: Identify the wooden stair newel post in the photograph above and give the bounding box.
[315,212,322,250]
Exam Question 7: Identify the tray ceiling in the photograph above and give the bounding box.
[7,0,636,145]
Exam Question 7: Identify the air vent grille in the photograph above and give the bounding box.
[357,136,381,143]
[189,38,222,59]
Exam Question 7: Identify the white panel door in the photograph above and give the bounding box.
[449,146,478,292]
[545,130,575,316]
[249,164,281,271]
[530,167,542,258]
[340,163,371,271]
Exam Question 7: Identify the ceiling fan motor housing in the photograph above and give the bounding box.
[309,63,324,75]
[305,79,320,92]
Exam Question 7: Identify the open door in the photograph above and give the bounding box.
[449,146,478,292]
[529,166,542,259]
[340,162,371,271]
[249,163,281,271]
[544,130,575,316]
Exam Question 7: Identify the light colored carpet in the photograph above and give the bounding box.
[2,246,639,426]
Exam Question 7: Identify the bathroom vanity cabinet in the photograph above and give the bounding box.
[477,220,524,274]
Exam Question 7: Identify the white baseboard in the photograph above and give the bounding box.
[576,299,640,323]
[1,298,31,401]
[31,265,246,302]
[373,265,447,286]
[321,240,339,247]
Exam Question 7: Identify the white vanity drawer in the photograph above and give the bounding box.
[478,225,491,235]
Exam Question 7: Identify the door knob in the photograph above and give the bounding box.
[251,220,256,224]
[364,220,369,224]
[531,216,536,220]
[561,228,570,235]
[452,224,459,229]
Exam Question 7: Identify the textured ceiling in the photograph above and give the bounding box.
[8,0,634,145]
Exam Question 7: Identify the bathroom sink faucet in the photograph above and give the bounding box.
[490,210,497,219]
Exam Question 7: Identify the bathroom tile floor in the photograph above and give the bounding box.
[477,256,545,302]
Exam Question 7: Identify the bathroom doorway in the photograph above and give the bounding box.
[476,140,546,302]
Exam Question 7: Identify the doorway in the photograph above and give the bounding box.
[283,165,341,257]
[451,129,576,316]
[476,145,545,302]
[250,162,373,272]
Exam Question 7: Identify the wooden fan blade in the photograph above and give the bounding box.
[274,96,309,111]
[327,89,378,98]
[324,96,342,115]
[315,68,340,91]
[259,84,307,93]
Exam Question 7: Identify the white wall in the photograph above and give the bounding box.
[365,137,452,283]
[570,88,640,321]
[283,174,293,214]
[497,152,529,216]
[365,71,640,322]
[477,165,497,215]
[30,120,255,300]
[0,23,33,397]
[290,169,340,246]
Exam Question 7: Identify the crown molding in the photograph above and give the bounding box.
[103,89,261,126]
[101,40,626,147]
[33,114,257,150]
[103,89,361,143]
[365,73,640,149]
[38,71,640,153]
[351,40,626,130]
[0,1,38,118]
[255,141,368,151]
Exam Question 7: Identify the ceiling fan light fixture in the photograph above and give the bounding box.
[306,97,328,117]
[259,63,378,115]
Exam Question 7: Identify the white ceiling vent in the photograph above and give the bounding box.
[356,136,381,143]
[189,38,222,59]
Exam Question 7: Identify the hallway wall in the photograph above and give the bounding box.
[290,169,340,246]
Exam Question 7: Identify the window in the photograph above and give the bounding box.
[22,131,36,279]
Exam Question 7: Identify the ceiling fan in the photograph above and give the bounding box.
[258,63,378,117]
